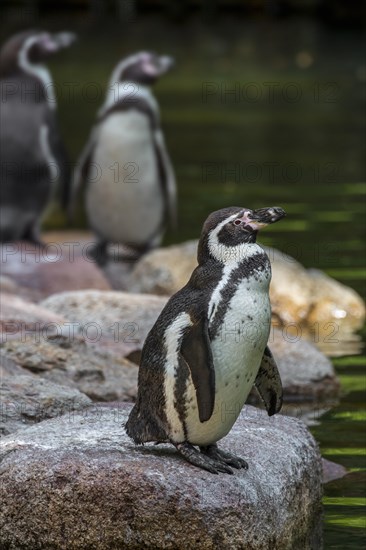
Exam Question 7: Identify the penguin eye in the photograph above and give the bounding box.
[234,219,242,226]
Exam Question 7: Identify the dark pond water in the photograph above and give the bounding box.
[1,11,365,549]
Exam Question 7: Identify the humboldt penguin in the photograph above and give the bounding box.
[126,205,286,474]
[0,30,76,244]
[71,51,176,265]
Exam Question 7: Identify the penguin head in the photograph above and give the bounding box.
[198,206,286,263]
[0,30,76,77]
[113,52,174,85]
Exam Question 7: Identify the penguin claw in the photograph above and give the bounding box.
[174,441,233,475]
[200,444,249,470]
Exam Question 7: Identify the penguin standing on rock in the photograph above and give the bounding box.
[72,51,176,265]
[126,205,286,474]
[0,30,76,244]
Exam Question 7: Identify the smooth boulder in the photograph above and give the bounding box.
[125,240,365,339]
[0,403,322,550]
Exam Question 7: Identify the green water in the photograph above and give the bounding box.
[313,355,366,549]
[1,11,365,548]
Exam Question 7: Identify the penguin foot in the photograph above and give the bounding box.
[174,442,233,474]
[22,224,45,247]
[90,242,109,266]
[199,444,248,470]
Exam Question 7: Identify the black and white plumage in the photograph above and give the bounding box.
[126,205,286,474]
[72,51,176,265]
[0,30,76,244]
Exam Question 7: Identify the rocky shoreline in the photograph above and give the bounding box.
[0,235,364,549]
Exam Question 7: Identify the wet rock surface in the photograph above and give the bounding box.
[0,403,323,550]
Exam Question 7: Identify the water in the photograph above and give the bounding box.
[313,355,366,549]
[1,12,365,548]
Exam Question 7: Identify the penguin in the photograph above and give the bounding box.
[126,205,286,474]
[71,51,176,265]
[0,30,76,244]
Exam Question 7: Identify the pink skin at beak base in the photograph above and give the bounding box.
[238,211,268,230]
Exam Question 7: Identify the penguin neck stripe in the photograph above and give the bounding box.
[208,215,261,264]
[98,81,158,119]
[107,53,145,90]
[18,36,56,109]
[208,262,238,321]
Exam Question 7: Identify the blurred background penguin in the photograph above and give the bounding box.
[0,30,76,245]
[71,51,176,266]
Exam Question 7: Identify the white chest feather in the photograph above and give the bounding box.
[187,272,271,445]
[86,111,164,245]
[164,249,272,446]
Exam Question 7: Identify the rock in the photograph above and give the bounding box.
[126,241,365,338]
[102,256,137,291]
[0,372,91,436]
[267,247,312,325]
[0,293,67,342]
[40,290,169,358]
[269,252,365,341]
[269,328,340,401]
[0,233,111,300]
[322,458,348,484]
[39,291,339,402]
[0,403,323,549]
[306,269,365,335]
[0,274,19,294]
[128,240,197,295]
[0,334,138,403]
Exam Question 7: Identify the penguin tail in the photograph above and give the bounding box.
[125,405,167,444]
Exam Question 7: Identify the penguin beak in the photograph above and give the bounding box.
[36,32,77,57]
[52,32,77,50]
[159,55,175,73]
[239,207,286,229]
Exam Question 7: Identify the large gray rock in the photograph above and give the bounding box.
[0,234,111,300]
[0,404,322,549]
[0,372,91,436]
[39,290,339,402]
[126,240,365,341]
[40,290,169,358]
[1,334,138,403]
[269,328,339,400]
[0,293,67,342]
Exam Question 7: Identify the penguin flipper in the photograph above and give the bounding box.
[254,346,283,416]
[45,110,71,211]
[154,128,177,228]
[69,128,97,219]
[180,318,215,423]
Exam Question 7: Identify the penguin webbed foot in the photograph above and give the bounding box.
[22,225,45,248]
[173,442,234,475]
[90,241,109,267]
[200,444,248,470]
